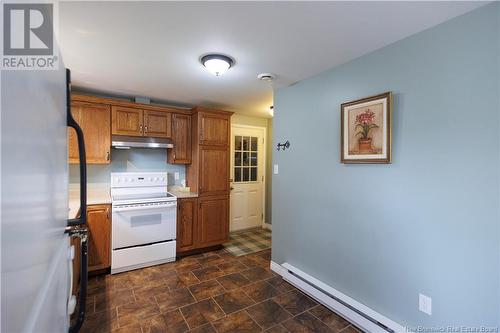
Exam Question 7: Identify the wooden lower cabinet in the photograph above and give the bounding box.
[70,236,81,295]
[176,198,197,252]
[197,196,229,248]
[87,205,111,272]
[176,196,229,253]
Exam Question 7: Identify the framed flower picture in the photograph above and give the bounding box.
[341,92,392,164]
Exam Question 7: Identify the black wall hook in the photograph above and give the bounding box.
[277,141,290,151]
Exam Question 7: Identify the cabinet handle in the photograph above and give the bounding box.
[144,126,148,133]
[139,124,143,132]
[106,151,110,161]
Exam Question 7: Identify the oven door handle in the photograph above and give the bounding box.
[113,203,176,213]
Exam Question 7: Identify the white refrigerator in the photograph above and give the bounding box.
[1,67,88,333]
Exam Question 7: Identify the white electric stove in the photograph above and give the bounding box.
[110,172,177,274]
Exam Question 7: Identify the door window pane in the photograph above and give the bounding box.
[235,136,242,151]
[235,152,242,166]
[250,152,257,166]
[251,137,258,151]
[235,167,241,182]
[242,136,249,151]
[242,152,249,166]
[250,167,257,181]
[243,168,249,181]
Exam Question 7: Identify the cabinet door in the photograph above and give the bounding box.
[68,101,111,164]
[177,198,197,252]
[199,113,229,146]
[70,236,81,295]
[198,196,229,247]
[168,114,191,164]
[111,106,143,136]
[144,110,172,138]
[87,205,111,272]
[199,147,229,196]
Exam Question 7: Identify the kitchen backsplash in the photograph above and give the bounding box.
[69,148,186,186]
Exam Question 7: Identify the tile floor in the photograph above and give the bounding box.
[82,248,361,333]
[223,228,272,257]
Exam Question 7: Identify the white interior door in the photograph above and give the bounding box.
[230,126,266,232]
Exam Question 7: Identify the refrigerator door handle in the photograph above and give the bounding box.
[65,68,88,333]
[66,69,87,227]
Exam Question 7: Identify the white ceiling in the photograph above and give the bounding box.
[59,1,485,118]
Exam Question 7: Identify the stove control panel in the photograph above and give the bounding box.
[111,172,168,188]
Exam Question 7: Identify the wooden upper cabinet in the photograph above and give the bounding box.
[168,114,191,164]
[199,113,229,146]
[68,101,111,164]
[144,110,172,138]
[176,198,197,252]
[199,147,229,196]
[87,205,111,272]
[197,196,229,247]
[111,106,143,137]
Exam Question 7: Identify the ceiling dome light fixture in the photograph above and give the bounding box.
[201,54,234,76]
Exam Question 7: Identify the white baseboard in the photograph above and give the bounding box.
[270,261,405,333]
[262,222,272,230]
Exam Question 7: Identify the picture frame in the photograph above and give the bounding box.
[341,92,392,164]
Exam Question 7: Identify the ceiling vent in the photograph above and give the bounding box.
[135,97,150,104]
[257,73,276,82]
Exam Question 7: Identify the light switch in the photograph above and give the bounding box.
[273,164,279,175]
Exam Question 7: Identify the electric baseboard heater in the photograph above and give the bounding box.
[270,261,406,333]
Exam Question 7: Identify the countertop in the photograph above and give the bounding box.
[68,184,111,219]
[168,186,199,199]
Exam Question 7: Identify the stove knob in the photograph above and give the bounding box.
[155,177,159,181]
[149,177,153,182]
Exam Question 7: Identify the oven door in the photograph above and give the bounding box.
[112,201,177,249]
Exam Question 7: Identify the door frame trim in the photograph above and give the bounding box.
[230,124,267,229]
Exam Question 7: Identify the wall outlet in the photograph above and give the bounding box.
[419,293,432,315]
[174,172,180,180]
[273,164,279,175]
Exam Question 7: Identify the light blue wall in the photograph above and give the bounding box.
[273,4,499,328]
[69,149,185,185]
